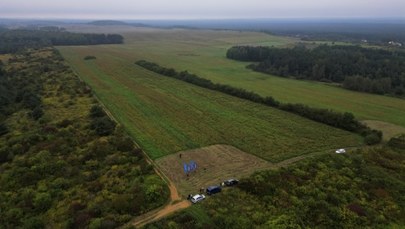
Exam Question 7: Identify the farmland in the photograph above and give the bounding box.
[59,40,362,162]
[62,27,405,129]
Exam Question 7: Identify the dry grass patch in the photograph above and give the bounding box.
[363,120,405,141]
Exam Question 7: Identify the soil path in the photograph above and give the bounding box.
[130,158,191,228]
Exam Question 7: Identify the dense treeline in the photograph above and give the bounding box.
[265,24,405,46]
[146,146,405,228]
[136,60,382,144]
[0,29,124,54]
[0,49,168,228]
[226,45,405,96]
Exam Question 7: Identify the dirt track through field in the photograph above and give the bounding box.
[130,155,191,228]
[131,181,190,228]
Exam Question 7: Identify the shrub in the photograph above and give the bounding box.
[111,136,134,152]
[90,116,116,136]
[57,119,73,128]
[22,217,45,229]
[33,192,52,212]
[31,106,44,120]
[84,56,97,60]
[90,105,106,118]
[388,134,405,149]
[364,131,383,145]
[0,122,9,136]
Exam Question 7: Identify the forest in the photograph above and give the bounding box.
[0,28,123,54]
[226,45,405,96]
[136,60,382,145]
[263,22,405,45]
[0,49,168,228]
[145,145,405,228]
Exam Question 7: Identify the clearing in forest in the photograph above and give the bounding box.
[156,145,271,196]
[156,144,319,197]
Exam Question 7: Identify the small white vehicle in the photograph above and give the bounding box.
[335,148,346,154]
[190,194,206,204]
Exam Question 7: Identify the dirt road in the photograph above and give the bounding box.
[130,156,191,228]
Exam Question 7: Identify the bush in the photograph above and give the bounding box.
[31,106,44,120]
[0,122,9,136]
[88,218,103,229]
[22,217,45,229]
[388,134,405,149]
[84,56,97,60]
[0,147,8,163]
[111,136,134,152]
[90,116,116,136]
[90,105,106,118]
[33,192,52,212]
[57,119,73,128]
[364,132,382,145]
[22,92,41,109]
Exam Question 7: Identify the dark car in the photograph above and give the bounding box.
[224,178,239,186]
[206,185,222,195]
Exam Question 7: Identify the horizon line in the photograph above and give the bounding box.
[1,16,405,22]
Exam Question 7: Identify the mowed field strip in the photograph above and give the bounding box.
[156,144,321,197]
[63,26,405,129]
[59,43,362,162]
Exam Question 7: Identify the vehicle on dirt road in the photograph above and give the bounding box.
[224,178,239,186]
[206,185,222,195]
[190,194,206,204]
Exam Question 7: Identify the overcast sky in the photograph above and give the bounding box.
[1,0,404,20]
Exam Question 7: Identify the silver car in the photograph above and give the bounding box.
[190,194,206,204]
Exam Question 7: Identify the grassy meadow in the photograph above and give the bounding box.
[63,27,405,129]
[59,43,362,162]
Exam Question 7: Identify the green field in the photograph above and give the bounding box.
[59,42,362,162]
[63,27,405,129]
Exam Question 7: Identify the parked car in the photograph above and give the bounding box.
[224,178,239,186]
[190,194,205,204]
[335,148,346,154]
[206,185,222,195]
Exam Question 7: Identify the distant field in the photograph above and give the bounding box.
[63,27,405,129]
[59,43,361,162]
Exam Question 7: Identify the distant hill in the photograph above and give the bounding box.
[88,20,147,27]
[88,20,128,26]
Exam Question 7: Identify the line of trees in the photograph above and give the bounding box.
[136,60,382,144]
[226,45,405,96]
[0,29,124,54]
